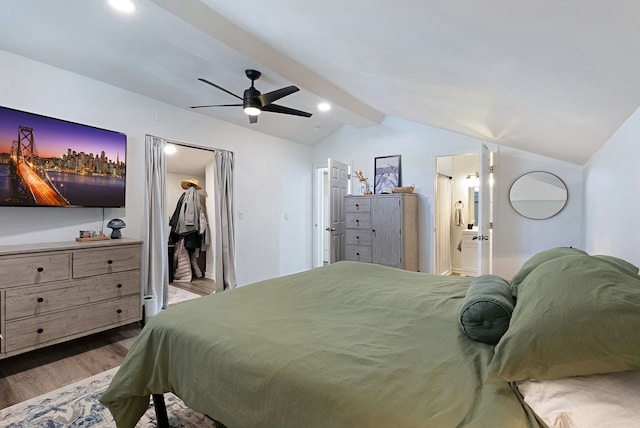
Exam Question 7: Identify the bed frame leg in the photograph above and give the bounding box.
[152,394,170,428]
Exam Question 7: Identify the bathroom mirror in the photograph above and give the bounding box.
[509,171,567,219]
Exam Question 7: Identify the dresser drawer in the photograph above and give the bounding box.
[5,270,140,320]
[345,197,371,213]
[73,245,141,278]
[0,253,71,288]
[345,212,371,229]
[344,245,372,262]
[346,229,372,246]
[4,294,140,352]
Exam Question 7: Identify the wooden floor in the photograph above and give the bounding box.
[0,279,215,410]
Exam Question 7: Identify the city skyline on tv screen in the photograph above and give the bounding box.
[0,105,126,207]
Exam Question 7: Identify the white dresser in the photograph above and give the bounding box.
[0,238,142,359]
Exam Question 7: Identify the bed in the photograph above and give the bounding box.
[100,248,640,428]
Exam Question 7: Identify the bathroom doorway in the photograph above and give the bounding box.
[435,154,480,276]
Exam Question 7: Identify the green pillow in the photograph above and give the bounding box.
[486,254,640,383]
[458,275,515,345]
[511,247,588,295]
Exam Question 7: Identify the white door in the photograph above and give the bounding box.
[477,144,495,274]
[327,158,349,263]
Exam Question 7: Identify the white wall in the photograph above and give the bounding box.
[584,105,640,268]
[0,50,313,286]
[491,146,584,279]
[313,116,584,277]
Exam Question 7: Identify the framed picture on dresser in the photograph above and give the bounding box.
[374,155,401,194]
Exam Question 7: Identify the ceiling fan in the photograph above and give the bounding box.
[191,69,312,124]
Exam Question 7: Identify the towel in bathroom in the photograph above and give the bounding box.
[455,208,465,226]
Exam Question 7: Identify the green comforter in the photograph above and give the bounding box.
[100,261,544,427]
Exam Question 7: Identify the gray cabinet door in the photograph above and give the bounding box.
[371,196,403,268]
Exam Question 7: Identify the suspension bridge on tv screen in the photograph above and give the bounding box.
[9,126,70,206]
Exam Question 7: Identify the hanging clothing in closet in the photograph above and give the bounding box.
[169,178,210,282]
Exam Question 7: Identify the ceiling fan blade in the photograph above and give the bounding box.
[249,115,258,124]
[259,86,299,106]
[190,103,243,109]
[198,78,243,100]
[262,103,312,118]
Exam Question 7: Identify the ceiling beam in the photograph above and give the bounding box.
[149,0,384,128]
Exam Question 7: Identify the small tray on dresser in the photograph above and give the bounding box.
[75,235,111,242]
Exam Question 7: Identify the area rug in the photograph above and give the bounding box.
[168,285,202,305]
[0,366,217,427]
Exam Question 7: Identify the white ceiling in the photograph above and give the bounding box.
[2,0,640,165]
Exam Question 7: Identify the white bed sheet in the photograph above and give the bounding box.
[518,369,640,428]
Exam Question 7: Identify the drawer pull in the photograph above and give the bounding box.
[37,297,44,303]
[117,309,123,314]
[355,219,359,223]
[356,252,360,256]
[356,236,359,239]
[107,260,113,265]
[117,283,123,288]
[355,203,359,207]
[37,328,44,334]
[37,267,44,272]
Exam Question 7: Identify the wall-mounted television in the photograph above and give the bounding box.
[0,106,126,208]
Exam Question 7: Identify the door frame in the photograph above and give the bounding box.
[432,152,485,275]
[313,166,328,267]
[312,160,350,268]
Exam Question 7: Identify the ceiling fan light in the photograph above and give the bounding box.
[244,106,261,116]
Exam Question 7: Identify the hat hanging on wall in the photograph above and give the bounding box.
[181,178,202,190]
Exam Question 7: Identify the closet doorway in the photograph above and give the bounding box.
[165,143,216,294]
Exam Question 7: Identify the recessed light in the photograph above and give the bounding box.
[317,102,331,112]
[164,144,177,155]
[109,0,135,13]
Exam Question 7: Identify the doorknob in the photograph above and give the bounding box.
[325,227,336,232]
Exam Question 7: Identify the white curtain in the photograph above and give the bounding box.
[143,135,168,312]
[435,176,452,275]
[211,150,236,291]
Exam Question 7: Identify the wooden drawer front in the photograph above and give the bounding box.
[0,254,71,288]
[344,245,372,262]
[73,245,141,278]
[345,213,371,229]
[5,270,140,321]
[346,229,372,246]
[345,197,371,212]
[4,295,140,352]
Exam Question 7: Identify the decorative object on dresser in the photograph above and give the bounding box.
[344,194,418,271]
[0,238,142,359]
[106,218,127,239]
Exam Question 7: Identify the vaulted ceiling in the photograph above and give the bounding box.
[2,0,639,165]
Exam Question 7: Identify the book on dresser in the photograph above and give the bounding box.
[0,238,142,359]
[344,194,419,271]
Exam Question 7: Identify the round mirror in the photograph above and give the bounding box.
[509,171,567,219]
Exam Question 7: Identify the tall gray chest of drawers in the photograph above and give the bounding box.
[344,194,419,271]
